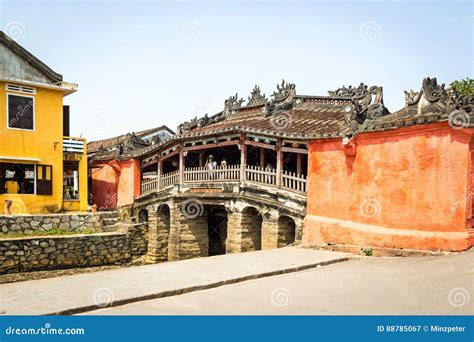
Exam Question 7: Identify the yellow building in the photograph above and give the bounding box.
[0,31,87,214]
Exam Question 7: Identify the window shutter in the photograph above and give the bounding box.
[36,165,53,195]
[8,95,34,130]
[63,105,70,136]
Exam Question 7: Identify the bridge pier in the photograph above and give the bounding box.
[226,210,244,254]
[146,203,172,263]
[170,201,209,261]
[140,188,305,263]
[262,209,280,250]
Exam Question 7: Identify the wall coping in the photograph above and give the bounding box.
[0,213,102,218]
[0,232,126,242]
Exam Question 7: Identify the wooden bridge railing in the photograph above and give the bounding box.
[160,170,179,189]
[282,170,307,193]
[141,165,307,195]
[245,165,277,186]
[184,164,240,182]
[141,177,159,194]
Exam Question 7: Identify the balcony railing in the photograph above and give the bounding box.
[63,137,85,154]
[282,170,307,193]
[141,164,307,196]
[184,164,240,182]
[160,170,179,189]
[245,165,276,186]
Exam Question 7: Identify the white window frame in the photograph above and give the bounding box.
[1,162,37,195]
[6,93,36,132]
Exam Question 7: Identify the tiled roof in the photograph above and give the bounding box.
[133,78,473,159]
[178,101,351,138]
[88,125,174,154]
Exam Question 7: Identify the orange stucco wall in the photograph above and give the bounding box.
[303,123,474,251]
[91,159,140,209]
[116,159,140,207]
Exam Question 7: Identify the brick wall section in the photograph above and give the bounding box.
[0,233,129,274]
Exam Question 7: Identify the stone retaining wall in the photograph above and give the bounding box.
[0,213,104,235]
[0,233,129,274]
[125,223,148,257]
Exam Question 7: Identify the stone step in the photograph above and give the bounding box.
[100,211,119,219]
[102,218,118,226]
[102,224,119,232]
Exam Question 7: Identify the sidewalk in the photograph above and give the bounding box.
[0,247,350,315]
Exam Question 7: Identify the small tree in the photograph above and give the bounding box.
[450,78,474,97]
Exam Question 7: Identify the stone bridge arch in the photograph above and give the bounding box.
[133,190,304,263]
[278,215,296,247]
[224,200,302,254]
[144,201,173,263]
[240,206,263,252]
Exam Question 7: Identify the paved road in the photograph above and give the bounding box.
[0,247,349,315]
[87,249,474,315]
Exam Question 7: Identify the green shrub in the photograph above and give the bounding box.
[362,247,373,256]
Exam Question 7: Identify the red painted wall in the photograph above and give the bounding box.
[303,123,474,251]
[117,159,141,207]
[91,162,118,209]
[91,159,140,209]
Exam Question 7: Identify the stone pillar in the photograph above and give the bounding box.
[146,205,171,263]
[294,217,304,245]
[145,208,159,263]
[167,202,180,261]
[226,209,243,254]
[169,200,209,260]
[261,209,279,250]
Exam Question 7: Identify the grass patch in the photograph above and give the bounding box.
[1,228,96,239]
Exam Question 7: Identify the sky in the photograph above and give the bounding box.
[0,0,472,141]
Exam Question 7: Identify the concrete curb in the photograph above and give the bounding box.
[51,256,351,315]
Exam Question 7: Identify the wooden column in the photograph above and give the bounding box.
[296,153,302,176]
[179,149,184,185]
[199,151,205,167]
[157,160,162,190]
[259,147,265,168]
[276,139,282,188]
[240,133,246,183]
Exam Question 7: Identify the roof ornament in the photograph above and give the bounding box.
[329,82,389,136]
[247,85,267,106]
[271,79,296,102]
[422,77,448,103]
[176,116,198,134]
[328,83,368,99]
[224,93,245,116]
[329,82,389,125]
[404,77,448,108]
